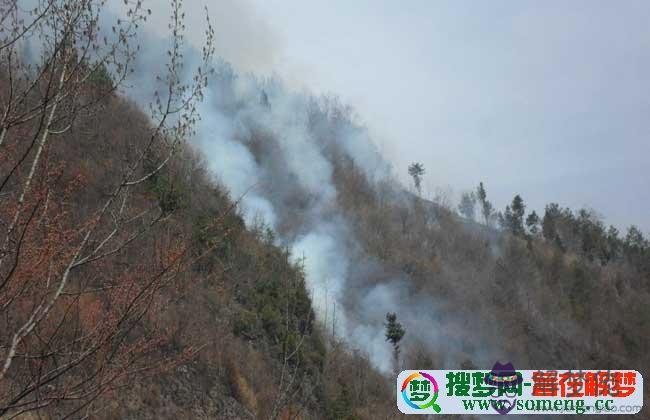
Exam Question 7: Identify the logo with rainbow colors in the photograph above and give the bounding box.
[401,371,442,413]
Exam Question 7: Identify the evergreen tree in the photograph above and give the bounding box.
[500,207,511,230]
[605,225,621,262]
[501,195,525,236]
[458,191,477,221]
[476,182,494,227]
[526,211,540,235]
[542,203,561,243]
[408,163,425,195]
[510,195,525,236]
[384,312,406,374]
[625,226,647,251]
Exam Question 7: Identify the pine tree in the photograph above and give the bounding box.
[542,203,562,243]
[408,163,425,196]
[476,182,494,227]
[384,312,406,374]
[526,211,540,235]
[605,225,621,262]
[458,191,477,221]
[510,195,525,236]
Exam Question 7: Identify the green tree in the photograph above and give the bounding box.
[526,210,540,235]
[605,225,621,262]
[576,209,605,262]
[476,182,494,227]
[385,312,406,374]
[624,226,647,251]
[408,163,425,195]
[499,195,528,240]
[542,203,562,243]
[504,194,525,236]
[458,191,477,221]
[623,226,649,272]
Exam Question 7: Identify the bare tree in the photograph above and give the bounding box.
[0,0,214,416]
[268,269,314,420]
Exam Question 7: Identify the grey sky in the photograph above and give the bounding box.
[133,0,650,232]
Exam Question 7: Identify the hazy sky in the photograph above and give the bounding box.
[135,0,650,232]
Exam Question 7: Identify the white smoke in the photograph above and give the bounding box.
[193,67,402,371]
[291,225,349,328]
[195,97,278,228]
[116,4,497,374]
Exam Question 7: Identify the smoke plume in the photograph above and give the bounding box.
[120,5,500,374]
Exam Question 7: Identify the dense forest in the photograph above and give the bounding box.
[0,1,648,419]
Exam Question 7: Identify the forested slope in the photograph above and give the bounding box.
[0,69,400,420]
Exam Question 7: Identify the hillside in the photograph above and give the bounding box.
[192,61,650,373]
[0,63,399,420]
[1,2,649,419]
